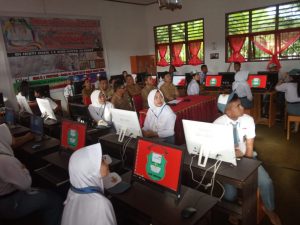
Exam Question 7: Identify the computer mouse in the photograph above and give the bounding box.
[181,207,197,219]
[32,144,41,150]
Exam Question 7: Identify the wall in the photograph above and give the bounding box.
[0,0,148,110]
[144,0,300,75]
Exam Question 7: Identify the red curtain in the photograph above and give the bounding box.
[171,43,184,67]
[157,44,169,67]
[251,31,300,69]
[228,36,246,63]
[188,41,203,65]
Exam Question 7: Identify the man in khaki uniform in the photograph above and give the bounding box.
[141,75,156,108]
[125,75,141,97]
[160,73,179,102]
[98,77,114,101]
[111,81,133,111]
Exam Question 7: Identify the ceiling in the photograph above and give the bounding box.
[104,0,157,6]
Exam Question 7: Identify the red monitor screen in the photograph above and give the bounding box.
[133,138,184,197]
[61,120,86,151]
[205,75,222,87]
[247,75,267,88]
[172,76,186,87]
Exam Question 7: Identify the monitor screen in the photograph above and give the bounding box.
[0,93,4,108]
[36,98,57,121]
[60,120,86,151]
[218,72,235,86]
[30,115,43,135]
[183,119,236,167]
[111,108,142,141]
[133,138,184,197]
[172,75,186,87]
[68,103,92,126]
[257,71,278,90]
[205,75,222,87]
[16,95,33,114]
[247,75,267,88]
[73,81,85,95]
[5,108,15,125]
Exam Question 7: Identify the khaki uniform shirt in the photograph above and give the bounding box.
[160,83,179,102]
[141,85,156,108]
[111,93,133,111]
[126,84,141,97]
[101,88,114,100]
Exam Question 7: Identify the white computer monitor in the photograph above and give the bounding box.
[172,75,186,87]
[182,119,236,167]
[16,95,33,114]
[36,98,57,121]
[111,108,143,142]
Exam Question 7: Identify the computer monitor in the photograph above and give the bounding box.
[5,108,15,125]
[247,75,267,89]
[111,108,142,142]
[29,85,50,101]
[73,81,85,95]
[16,95,33,114]
[60,120,86,151]
[132,138,184,198]
[205,75,222,87]
[182,119,236,167]
[172,75,186,87]
[0,93,4,108]
[30,114,43,136]
[218,72,235,86]
[68,103,93,127]
[36,98,57,121]
[257,71,278,90]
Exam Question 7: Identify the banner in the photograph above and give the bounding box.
[0,17,105,78]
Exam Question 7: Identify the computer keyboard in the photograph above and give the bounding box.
[35,164,69,186]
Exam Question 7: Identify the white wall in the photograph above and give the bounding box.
[0,0,148,110]
[144,0,300,74]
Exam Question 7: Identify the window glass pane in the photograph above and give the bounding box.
[171,23,185,43]
[227,11,249,35]
[187,20,203,41]
[179,43,186,62]
[252,6,276,33]
[155,26,169,44]
[279,2,300,30]
[252,34,275,60]
[156,45,170,64]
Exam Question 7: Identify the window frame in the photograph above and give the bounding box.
[154,18,205,66]
[225,1,300,62]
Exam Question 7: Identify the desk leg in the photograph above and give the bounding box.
[268,93,276,128]
[240,169,258,225]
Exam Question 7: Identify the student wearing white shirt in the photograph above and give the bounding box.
[61,143,117,225]
[0,124,63,225]
[88,90,114,126]
[187,71,200,95]
[142,89,176,144]
[232,70,253,109]
[275,69,300,132]
[34,87,58,113]
[63,77,74,101]
[214,93,281,225]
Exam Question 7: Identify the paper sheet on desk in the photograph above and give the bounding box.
[168,99,183,105]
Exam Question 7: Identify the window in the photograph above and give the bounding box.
[226,1,300,67]
[154,19,204,67]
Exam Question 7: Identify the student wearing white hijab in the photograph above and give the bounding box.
[142,89,176,144]
[232,70,253,109]
[61,143,117,225]
[88,90,114,126]
[0,124,63,225]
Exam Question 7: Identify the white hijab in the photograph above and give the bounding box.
[148,89,166,117]
[61,143,117,225]
[0,124,14,156]
[232,70,249,90]
[90,90,105,107]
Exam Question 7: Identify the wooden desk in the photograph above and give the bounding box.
[111,171,218,225]
[9,124,30,137]
[251,91,276,128]
[183,155,261,225]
